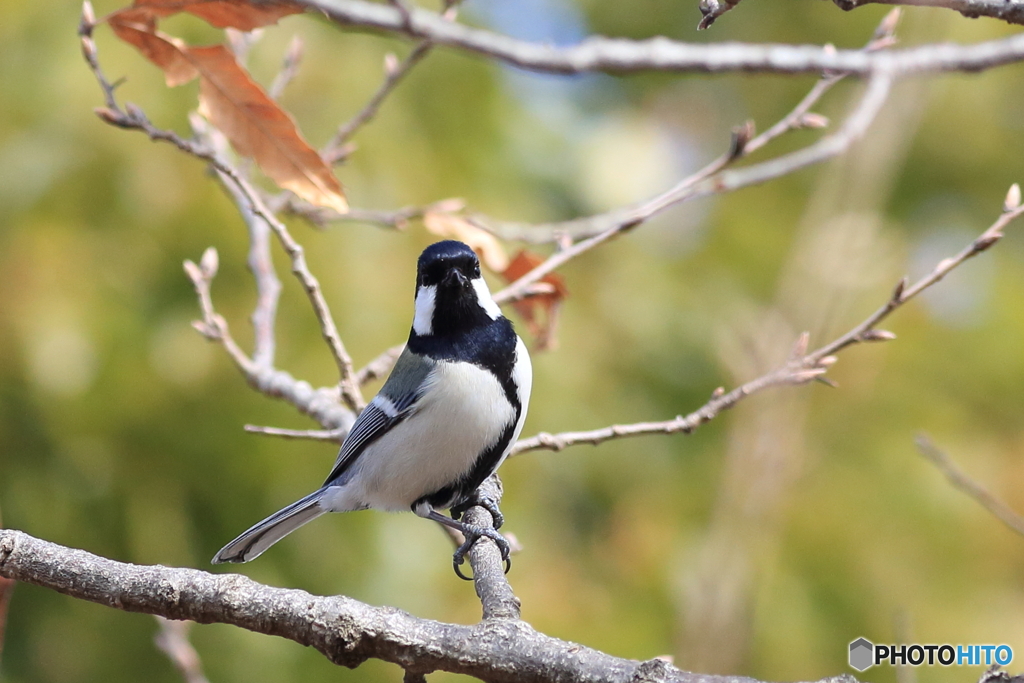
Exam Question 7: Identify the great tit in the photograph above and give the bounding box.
[212,240,532,577]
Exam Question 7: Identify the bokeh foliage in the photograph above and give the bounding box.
[2,1,1024,682]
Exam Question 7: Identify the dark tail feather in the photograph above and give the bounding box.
[212,489,326,564]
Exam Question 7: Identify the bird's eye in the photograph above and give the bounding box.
[472,263,480,278]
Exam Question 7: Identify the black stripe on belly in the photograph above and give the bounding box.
[414,417,518,512]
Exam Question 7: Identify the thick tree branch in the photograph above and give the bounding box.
[833,0,1024,27]
[299,0,1024,76]
[916,435,1024,537]
[513,187,1024,455]
[0,528,819,683]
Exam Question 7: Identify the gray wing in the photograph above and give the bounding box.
[322,348,435,485]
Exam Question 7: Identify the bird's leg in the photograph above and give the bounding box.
[426,510,511,580]
[450,491,504,529]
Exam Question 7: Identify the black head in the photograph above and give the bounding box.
[416,240,481,288]
[412,240,501,337]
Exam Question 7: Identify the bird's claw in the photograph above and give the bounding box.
[452,524,512,581]
[451,494,504,529]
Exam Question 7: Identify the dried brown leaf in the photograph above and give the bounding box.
[108,9,197,86]
[133,0,302,30]
[423,211,509,272]
[502,250,569,351]
[190,45,347,212]
[106,7,344,210]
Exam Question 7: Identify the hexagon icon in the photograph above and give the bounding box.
[849,638,874,672]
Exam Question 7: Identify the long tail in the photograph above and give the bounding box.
[212,489,327,564]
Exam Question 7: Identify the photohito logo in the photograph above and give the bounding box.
[848,638,1013,672]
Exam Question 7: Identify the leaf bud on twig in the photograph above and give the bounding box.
[1004,183,1021,212]
[861,329,897,342]
[200,247,220,279]
[891,276,907,303]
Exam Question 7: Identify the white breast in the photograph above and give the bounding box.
[323,361,517,513]
[498,335,532,470]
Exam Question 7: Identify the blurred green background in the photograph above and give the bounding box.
[2,1,1024,682]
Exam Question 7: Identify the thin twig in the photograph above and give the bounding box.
[183,250,353,429]
[513,191,1024,455]
[492,72,892,304]
[916,435,1024,538]
[320,0,466,163]
[199,124,283,369]
[482,60,892,246]
[80,9,365,413]
[356,343,406,385]
[273,194,453,230]
[154,617,212,683]
[184,248,259,376]
[322,41,433,163]
[269,35,304,101]
[244,424,346,442]
[805,189,1024,363]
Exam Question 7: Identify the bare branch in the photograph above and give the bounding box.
[322,41,433,163]
[269,35,305,101]
[833,0,1024,27]
[300,13,901,244]
[806,195,1024,363]
[298,0,1024,76]
[80,12,366,414]
[272,194,453,231]
[356,343,406,386]
[462,476,520,621]
[154,617,212,683]
[916,435,1024,538]
[513,191,1023,455]
[183,250,353,430]
[493,72,892,304]
[480,7,902,246]
[202,128,283,370]
[0,528,799,683]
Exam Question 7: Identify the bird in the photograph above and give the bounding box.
[212,240,532,578]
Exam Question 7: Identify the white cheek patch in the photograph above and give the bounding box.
[472,277,502,320]
[413,284,436,336]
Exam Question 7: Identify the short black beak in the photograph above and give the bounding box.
[443,268,470,289]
